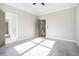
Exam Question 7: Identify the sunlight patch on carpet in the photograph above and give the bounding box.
[40,40,56,48]
[31,38,44,43]
[14,42,36,54]
[22,45,50,56]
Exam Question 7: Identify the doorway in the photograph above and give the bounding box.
[5,12,18,44]
[37,20,46,37]
[0,10,5,47]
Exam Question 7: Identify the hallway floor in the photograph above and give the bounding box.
[0,37,79,56]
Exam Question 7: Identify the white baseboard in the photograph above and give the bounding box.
[18,34,35,41]
[46,37,77,43]
[5,34,36,46]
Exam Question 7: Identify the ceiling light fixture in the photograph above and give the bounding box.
[33,3,45,5]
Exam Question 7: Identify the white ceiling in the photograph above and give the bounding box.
[5,3,77,16]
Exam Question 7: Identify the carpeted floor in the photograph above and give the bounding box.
[0,37,79,56]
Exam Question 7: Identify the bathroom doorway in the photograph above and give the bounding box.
[37,20,46,37]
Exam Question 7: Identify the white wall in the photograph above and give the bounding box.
[0,4,37,42]
[18,11,37,40]
[0,3,77,43]
[76,4,79,46]
[40,8,76,42]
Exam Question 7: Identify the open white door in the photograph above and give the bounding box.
[5,12,18,44]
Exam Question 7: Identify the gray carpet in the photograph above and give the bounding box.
[0,38,79,56]
[48,40,79,56]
